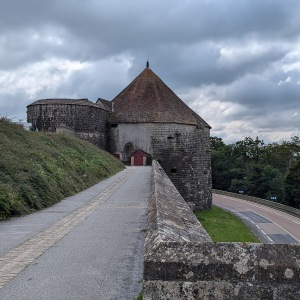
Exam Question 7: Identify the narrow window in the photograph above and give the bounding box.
[171,167,177,174]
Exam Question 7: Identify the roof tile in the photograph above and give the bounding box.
[111,68,210,127]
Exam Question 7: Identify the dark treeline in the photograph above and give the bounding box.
[211,136,300,209]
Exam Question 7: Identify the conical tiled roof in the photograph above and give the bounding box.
[111,67,210,127]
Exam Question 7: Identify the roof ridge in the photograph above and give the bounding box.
[27,98,109,110]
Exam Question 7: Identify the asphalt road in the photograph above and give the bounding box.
[0,166,151,300]
[213,193,300,244]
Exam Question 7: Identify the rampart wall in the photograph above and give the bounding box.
[27,102,108,149]
[143,161,300,299]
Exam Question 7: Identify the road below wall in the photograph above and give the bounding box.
[0,166,151,300]
[213,193,300,244]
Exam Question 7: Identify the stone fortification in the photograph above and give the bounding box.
[110,122,212,211]
[144,161,300,300]
[27,66,212,211]
[27,98,109,149]
[110,66,212,211]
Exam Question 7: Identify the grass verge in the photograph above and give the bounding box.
[195,206,260,242]
[0,118,125,220]
[135,292,143,300]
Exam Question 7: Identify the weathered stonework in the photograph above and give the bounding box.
[26,66,212,210]
[110,66,212,210]
[110,123,212,211]
[144,161,300,299]
[27,99,109,149]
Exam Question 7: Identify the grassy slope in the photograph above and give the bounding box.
[195,206,260,243]
[0,118,124,219]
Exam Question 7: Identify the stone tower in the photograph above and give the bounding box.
[110,65,212,210]
[27,98,109,149]
[26,65,212,211]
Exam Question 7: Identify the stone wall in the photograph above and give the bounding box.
[144,161,300,300]
[110,123,212,210]
[109,123,151,161]
[27,102,109,149]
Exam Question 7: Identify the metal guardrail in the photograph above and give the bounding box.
[213,189,300,218]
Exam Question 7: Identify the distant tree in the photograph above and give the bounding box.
[211,136,226,151]
[231,136,264,164]
[284,159,300,208]
[290,136,300,147]
[229,164,283,200]
[211,135,300,206]
[261,138,300,174]
[211,137,234,190]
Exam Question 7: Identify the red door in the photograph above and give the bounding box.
[113,153,120,160]
[134,152,144,166]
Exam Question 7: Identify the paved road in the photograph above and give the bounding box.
[0,166,151,300]
[213,193,300,244]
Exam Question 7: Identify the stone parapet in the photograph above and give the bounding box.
[144,161,300,299]
[145,160,211,250]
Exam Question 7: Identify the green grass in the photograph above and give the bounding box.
[135,292,143,300]
[0,118,125,220]
[195,206,260,243]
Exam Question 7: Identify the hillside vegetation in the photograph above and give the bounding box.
[0,118,124,220]
[212,136,300,208]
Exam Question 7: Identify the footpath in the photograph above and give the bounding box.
[0,166,150,300]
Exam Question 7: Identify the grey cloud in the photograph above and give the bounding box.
[2,1,300,50]
[256,112,300,131]
[1,0,300,142]
[0,93,29,120]
[128,41,286,92]
[226,74,300,109]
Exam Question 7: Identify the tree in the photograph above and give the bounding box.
[211,135,300,206]
[211,137,235,190]
[284,159,300,208]
[211,136,226,151]
[229,164,283,200]
[231,136,264,164]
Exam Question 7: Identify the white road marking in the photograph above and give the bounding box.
[216,194,300,224]
[248,209,272,223]
[215,195,300,244]
[229,208,275,244]
[241,206,299,243]
[267,218,300,243]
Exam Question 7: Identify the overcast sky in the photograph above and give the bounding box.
[1,0,300,143]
